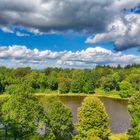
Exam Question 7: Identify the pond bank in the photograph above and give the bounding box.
[35,93,129,101]
[0,92,129,101]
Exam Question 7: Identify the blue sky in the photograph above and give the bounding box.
[0,30,114,52]
[0,0,140,68]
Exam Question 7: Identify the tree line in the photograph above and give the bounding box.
[0,64,140,98]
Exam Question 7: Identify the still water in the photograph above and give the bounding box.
[59,96,130,133]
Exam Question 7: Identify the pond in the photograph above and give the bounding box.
[59,96,130,133]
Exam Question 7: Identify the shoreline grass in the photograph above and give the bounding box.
[35,93,129,101]
[34,88,129,101]
[0,91,129,101]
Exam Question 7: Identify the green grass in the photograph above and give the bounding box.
[35,91,129,101]
[95,88,129,100]
[35,93,87,97]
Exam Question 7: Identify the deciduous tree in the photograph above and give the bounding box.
[128,92,140,140]
[1,85,44,139]
[40,97,74,140]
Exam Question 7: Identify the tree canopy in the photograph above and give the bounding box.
[75,96,110,140]
[1,85,45,139]
[128,92,140,140]
[0,85,74,140]
[39,96,74,140]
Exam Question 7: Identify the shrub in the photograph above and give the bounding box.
[75,96,110,139]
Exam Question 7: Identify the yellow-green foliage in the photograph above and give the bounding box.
[73,135,101,140]
[128,92,140,140]
[0,95,9,110]
[0,94,9,101]
[76,96,110,140]
[109,133,129,140]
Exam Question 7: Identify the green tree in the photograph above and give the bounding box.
[47,71,58,90]
[119,80,135,98]
[82,71,96,94]
[70,80,83,93]
[13,67,31,78]
[0,74,6,93]
[58,78,70,93]
[99,76,114,92]
[82,79,95,94]
[75,96,110,140]
[1,85,44,140]
[128,73,140,91]
[70,70,84,93]
[24,71,48,91]
[128,92,140,140]
[5,83,34,95]
[99,72,120,92]
[40,97,74,140]
[0,82,4,93]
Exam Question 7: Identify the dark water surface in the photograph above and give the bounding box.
[59,96,130,133]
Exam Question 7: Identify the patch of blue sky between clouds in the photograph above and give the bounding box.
[123,3,140,14]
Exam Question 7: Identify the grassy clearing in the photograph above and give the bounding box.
[35,93,87,97]
[95,88,129,100]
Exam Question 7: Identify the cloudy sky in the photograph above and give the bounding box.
[0,0,140,68]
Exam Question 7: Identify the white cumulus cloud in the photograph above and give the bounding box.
[85,13,140,51]
[0,45,140,68]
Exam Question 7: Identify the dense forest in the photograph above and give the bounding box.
[0,64,140,98]
[0,65,140,139]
